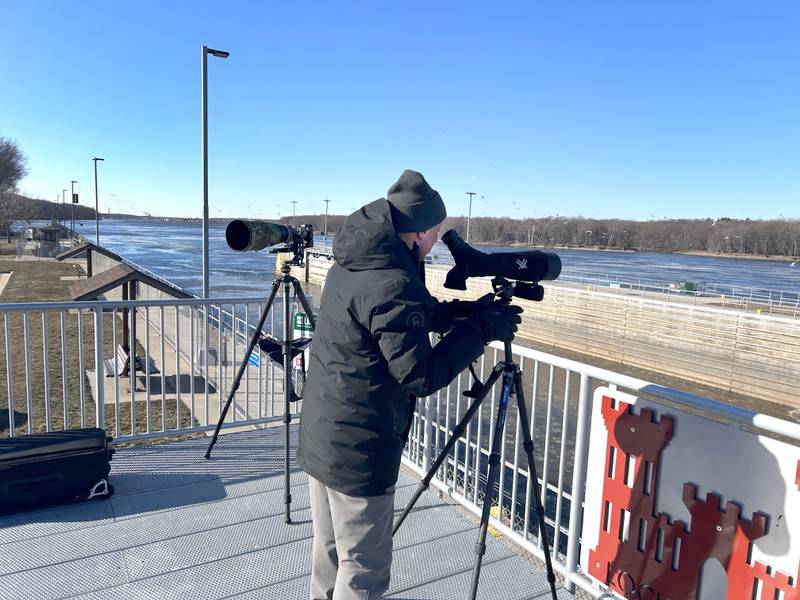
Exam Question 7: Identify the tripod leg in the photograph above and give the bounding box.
[392,365,503,536]
[205,280,280,459]
[513,367,558,600]
[282,276,293,523]
[469,365,514,600]
[291,278,316,330]
[291,277,315,397]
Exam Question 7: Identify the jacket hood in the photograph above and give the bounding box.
[333,198,418,274]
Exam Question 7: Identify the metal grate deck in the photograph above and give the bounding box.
[0,428,570,600]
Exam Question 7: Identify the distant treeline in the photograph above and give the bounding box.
[3,193,97,222]
[6,194,798,257]
[284,213,800,257]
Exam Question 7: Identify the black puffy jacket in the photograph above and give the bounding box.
[296,198,488,496]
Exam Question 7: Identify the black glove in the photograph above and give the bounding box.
[431,293,495,333]
[474,302,523,343]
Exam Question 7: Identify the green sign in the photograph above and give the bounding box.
[293,312,317,333]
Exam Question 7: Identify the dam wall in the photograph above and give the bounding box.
[292,252,800,407]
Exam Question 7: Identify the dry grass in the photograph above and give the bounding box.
[0,256,197,440]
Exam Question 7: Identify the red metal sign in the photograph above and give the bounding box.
[587,394,800,599]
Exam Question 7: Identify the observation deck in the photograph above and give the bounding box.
[0,428,569,600]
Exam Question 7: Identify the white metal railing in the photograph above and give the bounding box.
[401,340,800,598]
[3,291,799,597]
[0,295,296,442]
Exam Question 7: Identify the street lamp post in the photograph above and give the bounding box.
[466,192,476,243]
[92,157,104,245]
[70,181,78,238]
[201,45,230,299]
[62,188,68,238]
[323,197,331,243]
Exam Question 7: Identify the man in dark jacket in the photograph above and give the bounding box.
[297,170,522,600]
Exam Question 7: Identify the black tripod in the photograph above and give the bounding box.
[205,258,315,524]
[392,279,558,600]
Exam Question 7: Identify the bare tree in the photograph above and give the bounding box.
[0,137,29,242]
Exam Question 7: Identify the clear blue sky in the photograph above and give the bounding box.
[2,1,798,220]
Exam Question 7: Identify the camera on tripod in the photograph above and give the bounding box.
[207,218,317,526]
[225,219,314,266]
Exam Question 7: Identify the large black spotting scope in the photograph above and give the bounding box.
[441,229,561,290]
[226,219,313,253]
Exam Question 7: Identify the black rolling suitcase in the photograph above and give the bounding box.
[0,428,115,515]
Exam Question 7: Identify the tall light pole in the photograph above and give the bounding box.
[465,192,476,243]
[92,157,104,245]
[201,45,230,299]
[323,197,331,243]
[291,200,298,226]
[70,180,78,238]
[62,188,68,237]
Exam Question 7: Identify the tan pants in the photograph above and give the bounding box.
[308,476,395,600]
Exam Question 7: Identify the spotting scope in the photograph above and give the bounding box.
[225,219,313,253]
[441,229,561,290]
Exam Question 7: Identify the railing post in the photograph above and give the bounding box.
[423,332,436,472]
[423,393,433,472]
[564,373,593,593]
[94,307,105,429]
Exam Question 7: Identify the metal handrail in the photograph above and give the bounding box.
[0,297,269,311]
[401,338,800,598]
[0,294,286,440]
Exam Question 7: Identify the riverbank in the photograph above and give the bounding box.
[677,249,798,262]
[507,240,798,262]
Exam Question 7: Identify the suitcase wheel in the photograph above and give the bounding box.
[87,478,113,500]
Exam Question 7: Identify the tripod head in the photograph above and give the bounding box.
[490,276,545,304]
[461,276,548,399]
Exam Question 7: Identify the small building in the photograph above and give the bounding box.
[37,225,60,243]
